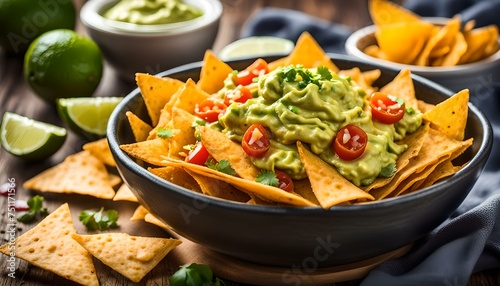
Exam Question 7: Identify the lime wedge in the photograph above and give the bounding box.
[57,97,123,140]
[218,36,295,61]
[0,112,67,160]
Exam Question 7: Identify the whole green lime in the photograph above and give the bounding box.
[24,29,103,103]
[0,0,76,55]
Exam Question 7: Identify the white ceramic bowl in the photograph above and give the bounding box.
[80,0,222,81]
[345,19,500,95]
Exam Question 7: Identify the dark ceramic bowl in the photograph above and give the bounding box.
[107,54,492,267]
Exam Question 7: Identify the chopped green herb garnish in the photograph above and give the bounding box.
[191,118,206,127]
[17,195,48,223]
[157,127,174,139]
[380,164,397,178]
[279,65,333,89]
[317,66,333,80]
[79,207,119,231]
[206,159,236,175]
[406,107,415,115]
[170,263,224,286]
[255,170,279,187]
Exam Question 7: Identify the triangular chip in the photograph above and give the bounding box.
[131,205,149,221]
[439,31,468,66]
[416,17,460,66]
[23,151,115,199]
[120,138,169,166]
[113,183,139,202]
[369,0,420,26]
[297,142,374,209]
[0,203,99,286]
[72,233,181,283]
[161,157,316,207]
[136,73,184,126]
[168,107,197,159]
[197,50,234,94]
[144,213,172,231]
[288,32,338,72]
[185,169,251,202]
[198,126,260,180]
[126,111,153,142]
[380,68,418,109]
[83,138,116,167]
[108,173,122,187]
[148,166,202,193]
[422,89,469,140]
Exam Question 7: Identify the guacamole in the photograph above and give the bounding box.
[216,65,423,187]
[103,0,203,25]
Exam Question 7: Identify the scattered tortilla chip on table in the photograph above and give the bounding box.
[0,203,99,286]
[72,233,181,283]
[83,138,116,167]
[113,183,139,202]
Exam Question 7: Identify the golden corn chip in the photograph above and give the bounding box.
[131,205,149,221]
[144,213,172,231]
[168,107,197,160]
[369,0,420,26]
[83,138,116,167]
[72,233,181,283]
[120,138,169,166]
[126,111,153,142]
[197,50,234,94]
[23,151,115,199]
[198,126,261,180]
[297,142,374,209]
[0,203,99,286]
[418,160,465,190]
[136,73,184,126]
[268,56,290,71]
[148,166,202,193]
[460,25,499,64]
[380,68,418,109]
[422,89,469,140]
[363,44,389,60]
[161,157,316,207]
[108,173,122,187]
[439,32,468,66]
[416,17,460,66]
[375,21,434,65]
[363,123,429,192]
[113,183,139,202]
[287,32,338,72]
[293,179,321,205]
[464,20,476,32]
[362,69,382,86]
[185,169,251,202]
[370,128,470,200]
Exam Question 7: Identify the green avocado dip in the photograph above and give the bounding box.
[214,65,423,187]
[103,0,203,25]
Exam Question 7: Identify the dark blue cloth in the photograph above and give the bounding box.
[242,2,500,285]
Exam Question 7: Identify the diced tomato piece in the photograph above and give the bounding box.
[187,141,210,165]
[241,124,271,158]
[275,170,294,193]
[224,85,253,105]
[233,58,269,86]
[194,97,227,123]
[369,92,405,124]
[333,124,368,161]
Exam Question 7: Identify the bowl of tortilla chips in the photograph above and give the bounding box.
[345,0,500,94]
[108,32,492,268]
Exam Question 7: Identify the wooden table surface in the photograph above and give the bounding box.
[1,0,499,285]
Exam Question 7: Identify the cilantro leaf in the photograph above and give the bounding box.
[206,159,236,176]
[380,164,397,178]
[317,66,333,80]
[255,170,279,187]
[157,127,174,139]
[170,263,224,286]
[79,207,119,231]
[17,195,48,223]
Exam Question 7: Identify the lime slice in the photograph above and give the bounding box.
[0,112,67,160]
[218,36,295,61]
[57,97,123,140]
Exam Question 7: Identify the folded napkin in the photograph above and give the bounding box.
[242,2,500,286]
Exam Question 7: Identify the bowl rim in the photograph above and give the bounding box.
[80,0,222,36]
[107,54,493,215]
[345,17,500,74]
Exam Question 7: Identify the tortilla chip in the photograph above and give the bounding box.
[197,50,234,94]
[418,160,465,190]
[287,32,338,72]
[439,32,468,66]
[369,0,420,26]
[113,184,139,202]
[136,73,184,126]
[120,138,169,166]
[108,173,122,187]
[459,25,498,64]
[131,205,149,221]
[297,142,374,209]
[380,68,418,109]
[0,203,99,286]
[72,233,181,283]
[185,169,251,202]
[168,107,198,160]
[416,17,460,66]
[148,166,202,193]
[23,151,115,199]
[422,89,469,141]
[83,138,116,167]
[268,56,290,71]
[293,179,320,206]
[198,126,261,180]
[126,111,153,142]
[161,157,316,207]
